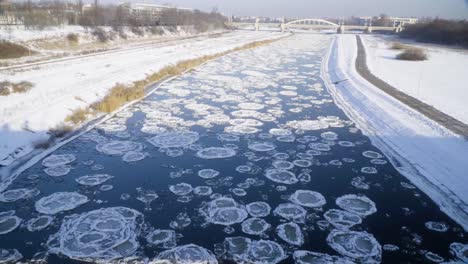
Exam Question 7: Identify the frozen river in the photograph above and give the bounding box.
[0,34,466,263]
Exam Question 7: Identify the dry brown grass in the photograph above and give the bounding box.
[65,108,92,125]
[0,41,33,59]
[390,42,409,50]
[396,47,428,61]
[0,81,34,96]
[66,33,79,43]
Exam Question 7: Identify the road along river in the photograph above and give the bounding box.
[0,33,466,263]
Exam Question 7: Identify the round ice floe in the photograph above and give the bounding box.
[44,165,72,177]
[231,188,247,196]
[217,134,240,142]
[309,143,331,151]
[200,197,248,226]
[425,252,444,263]
[272,160,294,170]
[148,132,199,148]
[293,159,313,168]
[152,244,217,264]
[336,194,377,217]
[146,229,176,248]
[277,135,296,143]
[276,222,304,246]
[96,141,143,156]
[238,102,265,110]
[327,230,382,261]
[246,202,271,218]
[321,132,338,141]
[100,185,113,191]
[425,221,449,232]
[287,120,329,131]
[225,125,259,135]
[246,240,286,264]
[193,186,213,196]
[198,169,220,179]
[236,165,252,173]
[42,154,76,168]
[26,215,54,232]
[362,151,383,159]
[0,188,39,202]
[224,236,252,260]
[136,189,158,205]
[169,183,193,196]
[75,174,113,186]
[170,212,191,229]
[450,242,468,262]
[293,250,354,264]
[269,128,292,136]
[361,167,378,174]
[265,169,298,185]
[274,203,307,223]
[48,207,143,262]
[241,218,271,235]
[289,190,326,208]
[0,211,21,235]
[230,119,263,127]
[196,147,236,159]
[122,151,146,162]
[248,142,276,152]
[35,192,89,215]
[324,209,362,230]
[0,249,22,263]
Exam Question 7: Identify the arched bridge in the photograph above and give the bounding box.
[284,18,339,28]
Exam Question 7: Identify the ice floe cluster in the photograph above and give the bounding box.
[35,192,89,215]
[200,197,248,226]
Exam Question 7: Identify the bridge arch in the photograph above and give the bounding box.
[284,19,339,27]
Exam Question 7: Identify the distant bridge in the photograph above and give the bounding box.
[228,18,403,34]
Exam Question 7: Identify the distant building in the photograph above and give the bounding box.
[119,3,192,23]
[389,17,418,26]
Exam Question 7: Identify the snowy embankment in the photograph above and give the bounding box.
[0,31,287,166]
[362,35,468,125]
[322,34,468,231]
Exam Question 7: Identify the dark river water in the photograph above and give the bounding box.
[0,34,466,263]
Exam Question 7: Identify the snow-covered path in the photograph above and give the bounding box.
[0,31,286,165]
[323,34,468,231]
[362,35,468,125]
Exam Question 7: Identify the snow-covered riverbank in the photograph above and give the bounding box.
[0,31,287,166]
[323,34,468,231]
[362,35,468,125]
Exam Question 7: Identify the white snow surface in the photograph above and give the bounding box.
[363,35,468,124]
[323,33,468,231]
[0,31,286,166]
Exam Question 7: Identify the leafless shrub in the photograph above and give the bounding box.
[0,81,34,96]
[66,33,79,43]
[92,27,110,42]
[390,42,408,50]
[0,41,32,59]
[396,48,428,61]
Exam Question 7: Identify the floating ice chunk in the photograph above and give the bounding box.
[280,90,297,96]
[141,125,167,135]
[0,211,21,235]
[361,167,378,174]
[425,221,449,232]
[238,103,265,110]
[327,230,381,262]
[148,132,199,148]
[287,120,329,131]
[309,143,331,151]
[224,236,252,261]
[351,177,369,190]
[26,215,54,232]
[425,252,444,263]
[42,154,76,168]
[193,186,213,196]
[273,153,290,160]
[169,183,193,196]
[231,188,247,196]
[276,222,304,246]
[35,192,89,215]
[230,119,263,127]
[265,169,298,185]
[236,165,252,173]
[241,218,271,235]
[146,229,176,248]
[96,141,143,156]
[200,197,248,226]
[269,128,292,136]
[450,242,468,262]
[44,165,72,177]
[293,159,313,168]
[321,132,338,141]
[274,203,307,223]
[246,240,286,264]
[198,169,220,179]
[151,244,217,264]
[324,209,362,230]
[225,125,259,135]
[217,134,240,142]
[382,244,399,251]
[336,194,377,217]
[0,188,39,202]
[362,151,383,159]
[136,189,158,206]
[293,250,355,264]
[248,142,276,152]
[196,147,236,159]
[75,174,113,186]
[170,212,191,229]
[100,185,113,191]
[246,202,271,218]
[122,151,146,162]
[0,249,22,263]
[277,135,296,143]
[338,141,356,147]
[273,160,294,170]
[289,190,326,208]
[47,207,143,262]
